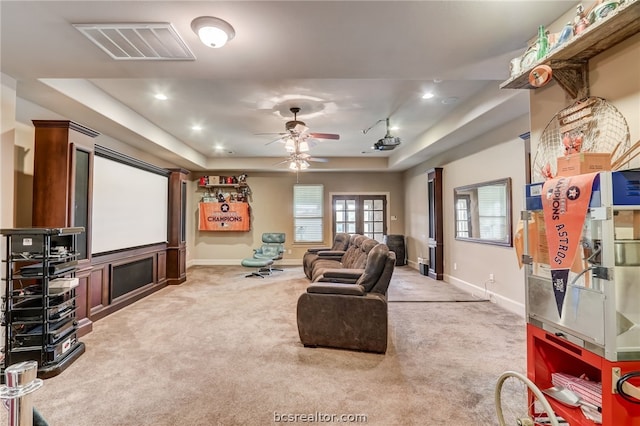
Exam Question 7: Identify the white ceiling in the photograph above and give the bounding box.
[1,1,576,172]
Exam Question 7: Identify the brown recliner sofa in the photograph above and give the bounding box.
[302,232,350,280]
[308,234,378,282]
[296,243,396,353]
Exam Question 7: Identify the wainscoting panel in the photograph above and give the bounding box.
[90,243,168,321]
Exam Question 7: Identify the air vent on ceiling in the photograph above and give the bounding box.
[73,22,196,60]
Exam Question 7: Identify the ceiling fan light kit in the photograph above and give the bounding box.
[191,16,235,48]
[289,159,310,171]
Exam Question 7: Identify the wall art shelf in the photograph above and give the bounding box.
[500,0,640,99]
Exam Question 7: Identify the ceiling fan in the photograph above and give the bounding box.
[262,107,340,152]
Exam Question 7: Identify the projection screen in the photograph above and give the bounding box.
[91,151,169,255]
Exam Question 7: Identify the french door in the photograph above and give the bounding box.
[332,195,387,242]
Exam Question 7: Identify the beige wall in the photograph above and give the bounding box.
[403,115,530,315]
[443,125,528,314]
[189,171,404,265]
[1,74,17,229]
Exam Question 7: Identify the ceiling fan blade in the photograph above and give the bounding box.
[309,157,329,163]
[309,132,340,140]
[265,137,285,146]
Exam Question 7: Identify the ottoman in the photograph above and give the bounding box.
[241,258,274,278]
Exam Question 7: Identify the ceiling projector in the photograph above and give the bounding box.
[373,136,402,151]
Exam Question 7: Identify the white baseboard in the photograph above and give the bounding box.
[446,274,525,318]
[407,260,420,269]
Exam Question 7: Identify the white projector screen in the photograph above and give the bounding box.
[91,153,168,254]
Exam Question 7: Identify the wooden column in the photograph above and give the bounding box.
[427,168,444,280]
[32,120,98,336]
[167,169,189,284]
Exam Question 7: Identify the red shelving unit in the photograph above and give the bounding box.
[528,324,640,425]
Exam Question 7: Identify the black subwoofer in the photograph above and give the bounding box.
[383,234,406,266]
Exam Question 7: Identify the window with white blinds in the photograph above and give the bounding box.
[293,184,324,243]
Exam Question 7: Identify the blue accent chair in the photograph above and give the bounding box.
[253,232,286,271]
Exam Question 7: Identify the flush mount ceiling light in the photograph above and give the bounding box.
[191,16,235,48]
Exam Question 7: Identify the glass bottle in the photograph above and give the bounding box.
[556,22,573,48]
[536,25,548,60]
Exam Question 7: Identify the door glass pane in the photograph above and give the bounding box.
[74,149,90,260]
[332,195,387,241]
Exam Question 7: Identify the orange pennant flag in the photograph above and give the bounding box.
[541,172,599,316]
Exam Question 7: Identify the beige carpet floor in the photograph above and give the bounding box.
[4,265,526,425]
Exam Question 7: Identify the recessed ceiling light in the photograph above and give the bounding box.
[154,93,168,100]
[441,96,459,105]
[422,92,435,99]
[433,79,443,84]
[191,125,202,131]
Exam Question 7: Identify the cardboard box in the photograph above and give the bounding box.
[556,152,611,177]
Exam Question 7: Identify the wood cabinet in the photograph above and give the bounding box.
[31,120,98,336]
[167,169,189,284]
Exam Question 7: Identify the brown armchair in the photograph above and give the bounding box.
[296,243,396,353]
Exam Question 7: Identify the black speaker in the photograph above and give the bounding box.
[383,234,406,266]
[419,262,429,276]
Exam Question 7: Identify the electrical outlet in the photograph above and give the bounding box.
[489,273,495,282]
[453,262,457,270]
[287,249,292,255]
